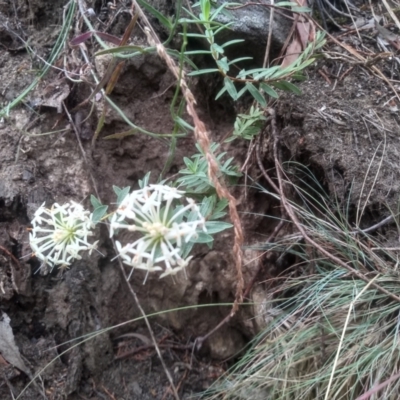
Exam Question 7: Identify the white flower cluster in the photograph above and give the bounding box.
[29,201,97,271]
[111,184,206,280]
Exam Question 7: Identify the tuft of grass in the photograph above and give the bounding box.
[203,163,400,400]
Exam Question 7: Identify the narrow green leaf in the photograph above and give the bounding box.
[211,43,225,54]
[209,210,227,219]
[92,205,108,224]
[95,45,146,57]
[114,186,130,204]
[221,39,245,48]
[298,58,316,70]
[210,2,229,21]
[175,116,194,131]
[292,6,312,12]
[224,136,236,143]
[192,232,214,243]
[205,221,233,234]
[270,81,301,95]
[228,57,253,65]
[260,83,279,99]
[275,1,297,5]
[184,50,213,55]
[137,0,172,31]
[90,195,102,209]
[200,196,215,219]
[224,77,238,100]
[236,85,248,100]
[216,57,229,73]
[280,81,302,95]
[181,241,194,259]
[214,198,229,213]
[214,22,234,35]
[254,66,281,80]
[183,32,209,38]
[138,173,151,188]
[113,185,122,196]
[188,68,219,76]
[246,83,267,106]
[202,0,211,20]
[291,73,307,81]
[215,85,228,100]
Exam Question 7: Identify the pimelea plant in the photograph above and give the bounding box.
[29,201,98,273]
[29,176,232,280]
[110,184,206,281]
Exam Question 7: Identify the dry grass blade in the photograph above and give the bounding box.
[324,275,379,400]
[131,1,244,309]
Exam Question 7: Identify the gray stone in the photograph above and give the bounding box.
[211,0,292,65]
[143,0,292,66]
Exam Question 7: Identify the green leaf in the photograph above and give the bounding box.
[214,22,234,36]
[211,43,225,54]
[183,32,209,38]
[236,85,248,100]
[237,67,273,77]
[292,6,312,12]
[275,1,298,5]
[224,136,236,143]
[260,83,279,99]
[184,50,213,55]
[298,58,316,70]
[228,57,253,65]
[191,232,214,244]
[113,186,131,204]
[201,0,211,20]
[224,77,238,100]
[175,116,194,131]
[270,81,301,95]
[137,0,173,31]
[188,68,219,76]
[138,173,151,188]
[92,205,108,224]
[215,85,228,100]
[200,196,216,219]
[90,195,102,209]
[253,66,281,80]
[221,39,245,48]
[205,221,233,234]
[181,241,194,259]
[291,73,307,81]
[246,83,267,106]
[216,57,229,74]
[281,81,302,95]
[95,45,146,57]
[214,198,229,213]
[210,2,229,21]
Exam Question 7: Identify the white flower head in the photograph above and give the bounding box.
[111,184,206,280]
[29,201,96,272]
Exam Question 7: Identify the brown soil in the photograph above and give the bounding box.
[1,1,399,399]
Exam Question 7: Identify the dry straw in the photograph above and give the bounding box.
[134,1,244,307]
